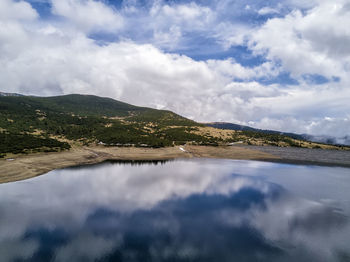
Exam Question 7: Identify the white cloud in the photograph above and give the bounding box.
[152,25,182,50]
[207,58,280,80]
[0,18,282,126]
[213,22,252,49]
[244,82,350,136]
[1,160,349,261]
[248,1,350,82]
[254,116,350,139]
[0,0,38,60]
[0,0,38,21]
[257,7,280,15]
[147,1,215,49]
[1,0,350,139]
[150,1,214,27]
[51,0,124,33]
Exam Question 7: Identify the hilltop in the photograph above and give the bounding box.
[0,93,348,158]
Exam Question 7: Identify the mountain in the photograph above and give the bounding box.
[0,93,213,156]
[0,93,347,157]
[207,122,350,146]
[302,134,350,146]
[206,122,306,140]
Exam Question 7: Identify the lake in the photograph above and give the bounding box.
[0,159,350,262]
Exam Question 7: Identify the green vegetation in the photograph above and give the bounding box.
[159,127,219,146]
[0,94,205,154]
[1,93,345,156]
[94,124,173,148]
[127,110,200,127]
[230,130,303,147]
[0,132,70,155]
[206,122,306,140]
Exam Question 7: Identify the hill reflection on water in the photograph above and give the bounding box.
[0,159,349,262]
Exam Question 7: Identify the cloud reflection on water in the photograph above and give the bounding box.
[0,159,349,261]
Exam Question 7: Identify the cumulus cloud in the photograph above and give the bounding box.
[0,0,38,21]
[150,1,214,24]
[0,19,283,125]
[248,1,350,82]
[51,0,124,33]
[146,1,215,49]
[0,0,350,139]
[207,59,280,80]
[257,6,280,15]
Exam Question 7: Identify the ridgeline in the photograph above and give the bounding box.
[0,93,347,158]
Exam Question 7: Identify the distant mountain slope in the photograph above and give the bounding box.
[0,93,347,157]
[206,122,259,132]
[206,122,306,141]
[206,122,350,146]
[302,134,350,146]
[0,93,209,156]
[0,94,197,125]
[1,94,150,117]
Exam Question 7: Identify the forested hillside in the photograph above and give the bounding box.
[0,94,214,156]
[1,94,347,157]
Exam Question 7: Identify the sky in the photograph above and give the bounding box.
[1,0,350,139]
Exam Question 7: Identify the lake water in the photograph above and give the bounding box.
[0,159,350,262]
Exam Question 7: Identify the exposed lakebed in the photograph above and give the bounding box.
[0,159,349,261]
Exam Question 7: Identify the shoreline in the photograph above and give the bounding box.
[1,145,349,184]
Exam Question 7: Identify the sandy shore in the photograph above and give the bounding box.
[1,145,349,184]
[0,145,279,184]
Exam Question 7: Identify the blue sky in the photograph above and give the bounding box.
[25,0,295,78]
[1,0,350,139]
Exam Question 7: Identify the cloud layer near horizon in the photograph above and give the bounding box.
[1,0,350,139]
